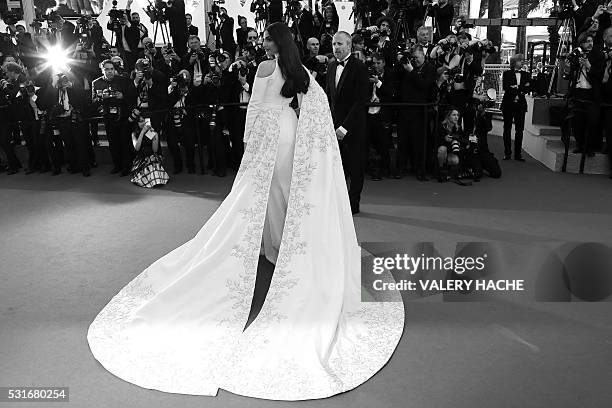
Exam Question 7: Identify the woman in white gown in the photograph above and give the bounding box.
[87,22,405,401]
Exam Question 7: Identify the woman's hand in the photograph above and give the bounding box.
[445,134,452,143]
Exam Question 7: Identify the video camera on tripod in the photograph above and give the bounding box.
[108,0,127,31]
[145,0,169,23]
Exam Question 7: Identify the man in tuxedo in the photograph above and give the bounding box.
[186,13,198,36]
[501,54,531,161]
[326,31,369,215]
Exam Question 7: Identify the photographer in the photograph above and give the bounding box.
[454,16,473,40]
[447,42,483,134]
[141,37,164,65]
[212,7,237,61]
[182,35,210,85]
[0,62,25,174]
[47,13,77,50]
[567,33,605,157]
[155,43,183,77]
[501,53,531,161]
[429,34,459,69]
[396,46,435,180]
[302,37,328,88]
[222,52,250,171]
[130,58,168,132]
[20,79,52,174]
[601,27,612,177]
[39,71,91,177]
[437,108,471,185]
[165,70,203,174]
[200,52,228,176]
[372,17,398,67]
[92,59,135,176]
[366,52,395,180]
[424,0,454,42]
[107,0,141,72]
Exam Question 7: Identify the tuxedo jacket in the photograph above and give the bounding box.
[325,55,369,140]
[188,25,199,36]
[501,69,531,112]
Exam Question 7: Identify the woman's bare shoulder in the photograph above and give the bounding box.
[256,60,276,78]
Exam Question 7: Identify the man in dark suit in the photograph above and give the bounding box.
[326,31,369,215]
[47,14,77,50]
[186,13,198,36]
[367,52,395,180]
[216,7,237,60]
[397,46,435,180]
[501,53,531,161]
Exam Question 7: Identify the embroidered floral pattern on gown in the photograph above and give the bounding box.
[87,58,405,401]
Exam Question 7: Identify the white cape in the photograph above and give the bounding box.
[87,70,405,400]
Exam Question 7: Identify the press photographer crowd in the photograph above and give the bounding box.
[0,0,611,189]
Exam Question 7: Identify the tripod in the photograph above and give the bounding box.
[548,16,575,95]
[152,19,171,45]
[392,9,411,45]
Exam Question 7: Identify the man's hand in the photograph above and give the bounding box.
[238,70,247,85]
[581,57,591,70]
[315,55,327,63]
[335,127,346,140]
[403,61,413,72]
[369,74,379,83]
[115,91,123,99]
[144,77,153,88]
[134,70,143,83]
[189,53,198,65]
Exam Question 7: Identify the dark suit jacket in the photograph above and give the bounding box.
[325,54,369,140]
[218,16,236,49]
[397,60,435,104]
[188,25,199,36]
[501,69,531,112]
[48,21,77,49]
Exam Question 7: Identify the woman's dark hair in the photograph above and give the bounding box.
[265,22,310,97]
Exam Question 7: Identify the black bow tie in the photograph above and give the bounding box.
[338,59,347,67]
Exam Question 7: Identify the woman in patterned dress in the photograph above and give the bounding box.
[129,116,169,188]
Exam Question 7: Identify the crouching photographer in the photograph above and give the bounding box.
[437,108,471,185]
[465,100,502,181]
[92,59,135,176]
[165,70,203,174]
[40,72,91,176]
[129,58,168,132]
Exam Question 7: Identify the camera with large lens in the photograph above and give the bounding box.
[1,10,21,26]
[439,40,452,53]
[146,0,168,23]
[447,67,464,83]
[172,72,188,87]
[108,0,125,30]
[398,50,412,65]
